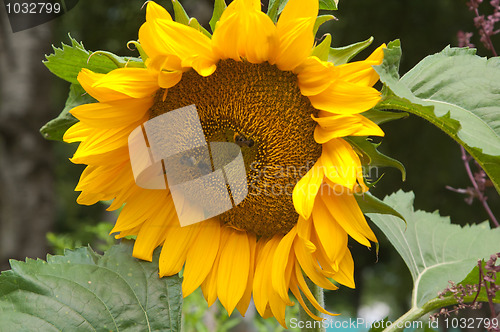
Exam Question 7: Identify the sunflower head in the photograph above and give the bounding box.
[66,0,386,327]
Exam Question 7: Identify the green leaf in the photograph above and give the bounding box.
[368,317,389,332]
[189,18,212,38]
[267,0,287,23]
[40,84,95,141]
[89,51,144,68]
[171,0,190,25]
[210,0,227,33]
[44,34,119,84]
[319,0,338,10]
[0,240,183,331]
[367,191,500,308]
[346,136,406,181]
[328,37,374,65]
[313,15,336,36]
[311,34,332,61]
[374,41,500,194]
[362,108,408,125]
[355,192,405,222]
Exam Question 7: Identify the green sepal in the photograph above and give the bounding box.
[189,17,212,38]
[44,34,120,84]
[89,51,144,68]
[346,136,406,181]
[40,84,96,141]
[355,192,406,223]
[267,0,287,23]
[328,36,374,65]
[311,34,332,61]
[210,0,227,33]
[127,40,149,62]
[268,0,338,23]
[171,0,190,25]
[362,108,408,125]
[313,15,336,36]
[319,0,338,10]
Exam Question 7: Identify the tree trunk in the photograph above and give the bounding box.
[0,6,55,270]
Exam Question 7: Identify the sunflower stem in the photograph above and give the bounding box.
[298,278,326,332]
[381,295,479,332]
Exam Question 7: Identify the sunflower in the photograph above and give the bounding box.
[65,0,385,327]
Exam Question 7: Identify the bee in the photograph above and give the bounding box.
[233,132,254,148]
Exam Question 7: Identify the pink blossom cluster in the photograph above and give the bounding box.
[459,0,499,55]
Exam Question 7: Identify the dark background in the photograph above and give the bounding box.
[1,0,498,328]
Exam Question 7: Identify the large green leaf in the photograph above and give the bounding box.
[44,34,138,84]
[367,191,500,308]
[374,40,500,194]
[0,241,183,332]
[40,84,95,141]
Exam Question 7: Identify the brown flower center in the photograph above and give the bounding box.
[149,59,321,236]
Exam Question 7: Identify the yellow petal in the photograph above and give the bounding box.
[292,161,324,220]
[70,98,152,129]
[72,124,134,162]
[146,1,172,22]
[139,19,217,76]
[236,232,257,316]
[308,80,381,114]
[320,138,362,190]
[212,0,278,64]
[296,216,316,252]
[320,190,377,246]
[217,228,251,315]
[296,56,337,96]
[271,227,297,303]
[158,70,183,89]
[182,218,221,297]
[293,235,337,290]
[312,197,349,264]
[253,236,280,316]
[71,146,130,166]
[313,113,384,144]
[63,122,92,143]
[293,262,337,316]
[111,190,168,234]
[133,201,177,261]
[289,276,325,321]
[332,249,356,288]
[76,162,126,192]
[159,222,201,276]
[90,68,158,99]
[272,0,318,71]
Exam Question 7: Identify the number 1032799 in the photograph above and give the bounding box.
[5,2,62,14]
